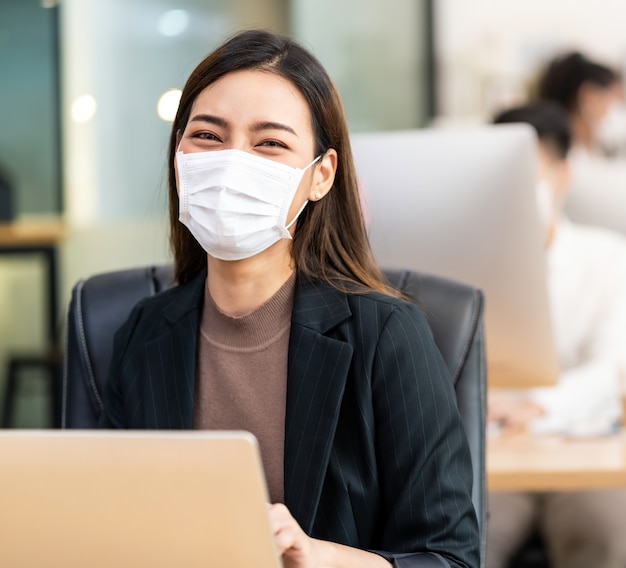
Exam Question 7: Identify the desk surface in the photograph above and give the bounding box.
[0,219,66,248]
[488,430,626,491]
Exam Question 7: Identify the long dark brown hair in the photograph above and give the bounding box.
[168,29,397,296]
[537,51,619,113]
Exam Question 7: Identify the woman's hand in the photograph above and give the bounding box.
[268,503,320,568]
[488,391,545,434]
[268,503,392,568]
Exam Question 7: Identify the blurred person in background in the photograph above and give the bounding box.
[535,51,626,236]
[536,51,624,157]
[487,102,626,568]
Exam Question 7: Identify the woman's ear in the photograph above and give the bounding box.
[308,149,338,201]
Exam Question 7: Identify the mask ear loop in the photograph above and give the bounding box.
[285,200,309,230]
[303,154,322,171]
[285,154,324,230]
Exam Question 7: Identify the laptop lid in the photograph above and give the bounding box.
[0,430,280,568]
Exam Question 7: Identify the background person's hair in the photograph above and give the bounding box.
[168,29,397,296]
[536,51,619,112]
[493,102,572,159]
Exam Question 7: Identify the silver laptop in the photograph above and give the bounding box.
[0,430,280,568]
[351,124,559,388]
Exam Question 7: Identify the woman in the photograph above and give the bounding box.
[100,29,479,568]
[536,51,623,154]
[536,51,626,237]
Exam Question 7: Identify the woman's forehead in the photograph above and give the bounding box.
[189,69,313,132]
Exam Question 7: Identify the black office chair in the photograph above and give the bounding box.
[62,265,487,564]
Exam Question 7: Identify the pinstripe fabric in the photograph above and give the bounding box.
[100,271,479,568]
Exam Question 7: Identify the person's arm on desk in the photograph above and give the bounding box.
[269,504,391,568]
[488,391,544,434]
[528,363,622,436]
[269,303,478,568]
[488,363,622,437]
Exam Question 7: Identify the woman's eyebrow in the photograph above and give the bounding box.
[188,115,297,137]
[251,121,298,136]
[189,113,228,128]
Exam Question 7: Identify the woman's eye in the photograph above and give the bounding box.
[258,140,287,149]
[192,132,222,142]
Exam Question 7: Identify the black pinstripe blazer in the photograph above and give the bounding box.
[100,270,479,568]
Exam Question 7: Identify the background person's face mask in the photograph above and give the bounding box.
[176,148,320,261]
[593,102,626,157]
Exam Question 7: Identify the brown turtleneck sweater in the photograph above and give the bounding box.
[194,272,296,504]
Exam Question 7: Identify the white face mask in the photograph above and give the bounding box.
[593,102,626,157]
[176,149,320,261]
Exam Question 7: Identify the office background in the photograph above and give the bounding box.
[1,0,626,425]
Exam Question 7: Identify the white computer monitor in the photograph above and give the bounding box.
[351,124,559,388]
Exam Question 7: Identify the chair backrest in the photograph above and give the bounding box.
[62,265,175,429]
[62,265,486,560]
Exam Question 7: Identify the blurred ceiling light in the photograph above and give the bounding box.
[158,89,182,122]
[158,9,190,37]
[71,94,97,124]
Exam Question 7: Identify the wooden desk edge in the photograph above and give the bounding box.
[488,431,626,491]
[488,470,626,492]
[0,220,67,247]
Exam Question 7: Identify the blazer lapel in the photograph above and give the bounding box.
[141,271,206,429]
[284,276,353,532]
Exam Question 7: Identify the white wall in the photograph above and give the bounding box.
[436,0,626,120]
[292,0,428,131]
